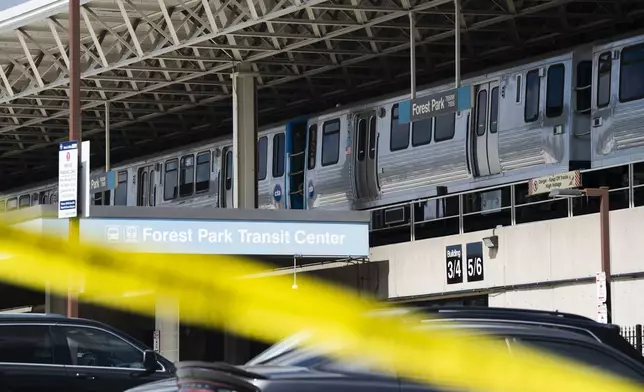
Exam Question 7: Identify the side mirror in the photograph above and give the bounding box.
[143,350,158,372]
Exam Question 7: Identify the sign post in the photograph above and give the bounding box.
[58,141,79,219]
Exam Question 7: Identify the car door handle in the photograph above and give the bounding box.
[75,373,97,380]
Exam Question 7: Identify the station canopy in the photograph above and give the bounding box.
[0,0,644,189]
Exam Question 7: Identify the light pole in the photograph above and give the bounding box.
[549,187,611,323]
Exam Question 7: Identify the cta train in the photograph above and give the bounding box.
[2,32,644,220]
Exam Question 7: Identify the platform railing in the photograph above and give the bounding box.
[368,162,642,247]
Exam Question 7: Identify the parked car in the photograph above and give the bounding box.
[125,307,644,392]
[0,313,174,392]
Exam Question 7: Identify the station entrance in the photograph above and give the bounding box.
[4,204,371,364]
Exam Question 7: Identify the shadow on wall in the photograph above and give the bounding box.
[306,260,390,300]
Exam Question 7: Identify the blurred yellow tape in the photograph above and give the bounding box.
[0,222,641,392]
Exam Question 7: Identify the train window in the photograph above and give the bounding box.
[179,155,195,198]
[411,118,432,147]
[18,195,30,209]
[546,64,565,118]
[524,69,541,123]
[357,118,367,162]
[93,192,103,206]
[368,116,377,160]
[0,200,5,212]
[576,61,592,113]
[164,160,178,201]
[272,133,285,178]
[490,86,499,133]
[476,89,488,136]
[257,137,268,181]
[139,171,148,206]
[196,152,211,193]
[619,44,644,103]
[516,74,522,103]
[597,52,611,108]
[6,198,17,211]
[307,124,317,170]
[225,149,233,191]
[114,171,128,205]
[321,119,340,166]
[434,113,456,142]
[149,170,156,206]
[390,104,410,151]
[31,193,38,206]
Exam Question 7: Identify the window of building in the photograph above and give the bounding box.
[257,137,268,181]
[524,69,541,122]
[620,44,644,103]
[490,86,499,133]
[164,160,178,201]
[412,117,432,147]
[576,61,592,113]
[307,124,317,170]
[272,133,285,178]
[597,52,612,108]
[58,326,147,369]
[434,113,456,142]
[196,152,211,193]
[321,119,340,166]
[114,171,128,205]
[179,155,195,198]
[0,325,53,364]
[546,63,565,118]
[390,104,410,151]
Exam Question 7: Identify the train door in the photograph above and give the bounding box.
[286,120,308,209]
[136,165,154,207]
[471,81,501,177]
[219,146,234,208]
[353,110,379,199]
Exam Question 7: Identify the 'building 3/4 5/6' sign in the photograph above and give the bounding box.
[445,242,485,284]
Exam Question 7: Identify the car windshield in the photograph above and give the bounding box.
[246,331,312,366]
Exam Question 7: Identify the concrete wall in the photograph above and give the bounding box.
[370,206,644,325]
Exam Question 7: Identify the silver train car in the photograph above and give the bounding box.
[2,32,644,216]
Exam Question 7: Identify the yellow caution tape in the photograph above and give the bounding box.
[0,222,641,392]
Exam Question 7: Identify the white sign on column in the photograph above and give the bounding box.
[81,141,90,218]
[58,141,79,219]
[596,271,608,324]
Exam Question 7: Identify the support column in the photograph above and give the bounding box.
[225,62,256,364]
[155,295,180,362]
[231,62,258,209]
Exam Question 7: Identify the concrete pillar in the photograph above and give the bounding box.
[45,284,67,315]
[155,295,180,363]
[224,62,256,364]
[231,62,258,209]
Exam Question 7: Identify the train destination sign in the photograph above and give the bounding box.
[398,86,472,124]
[89,171,116,194]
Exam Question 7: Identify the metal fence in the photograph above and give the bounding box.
[620,324,643,354]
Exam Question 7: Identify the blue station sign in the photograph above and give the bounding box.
[398,86,472,124]
[80,218,369,257]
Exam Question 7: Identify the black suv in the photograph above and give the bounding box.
[0,313,174,392]
[126,307,644,392]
